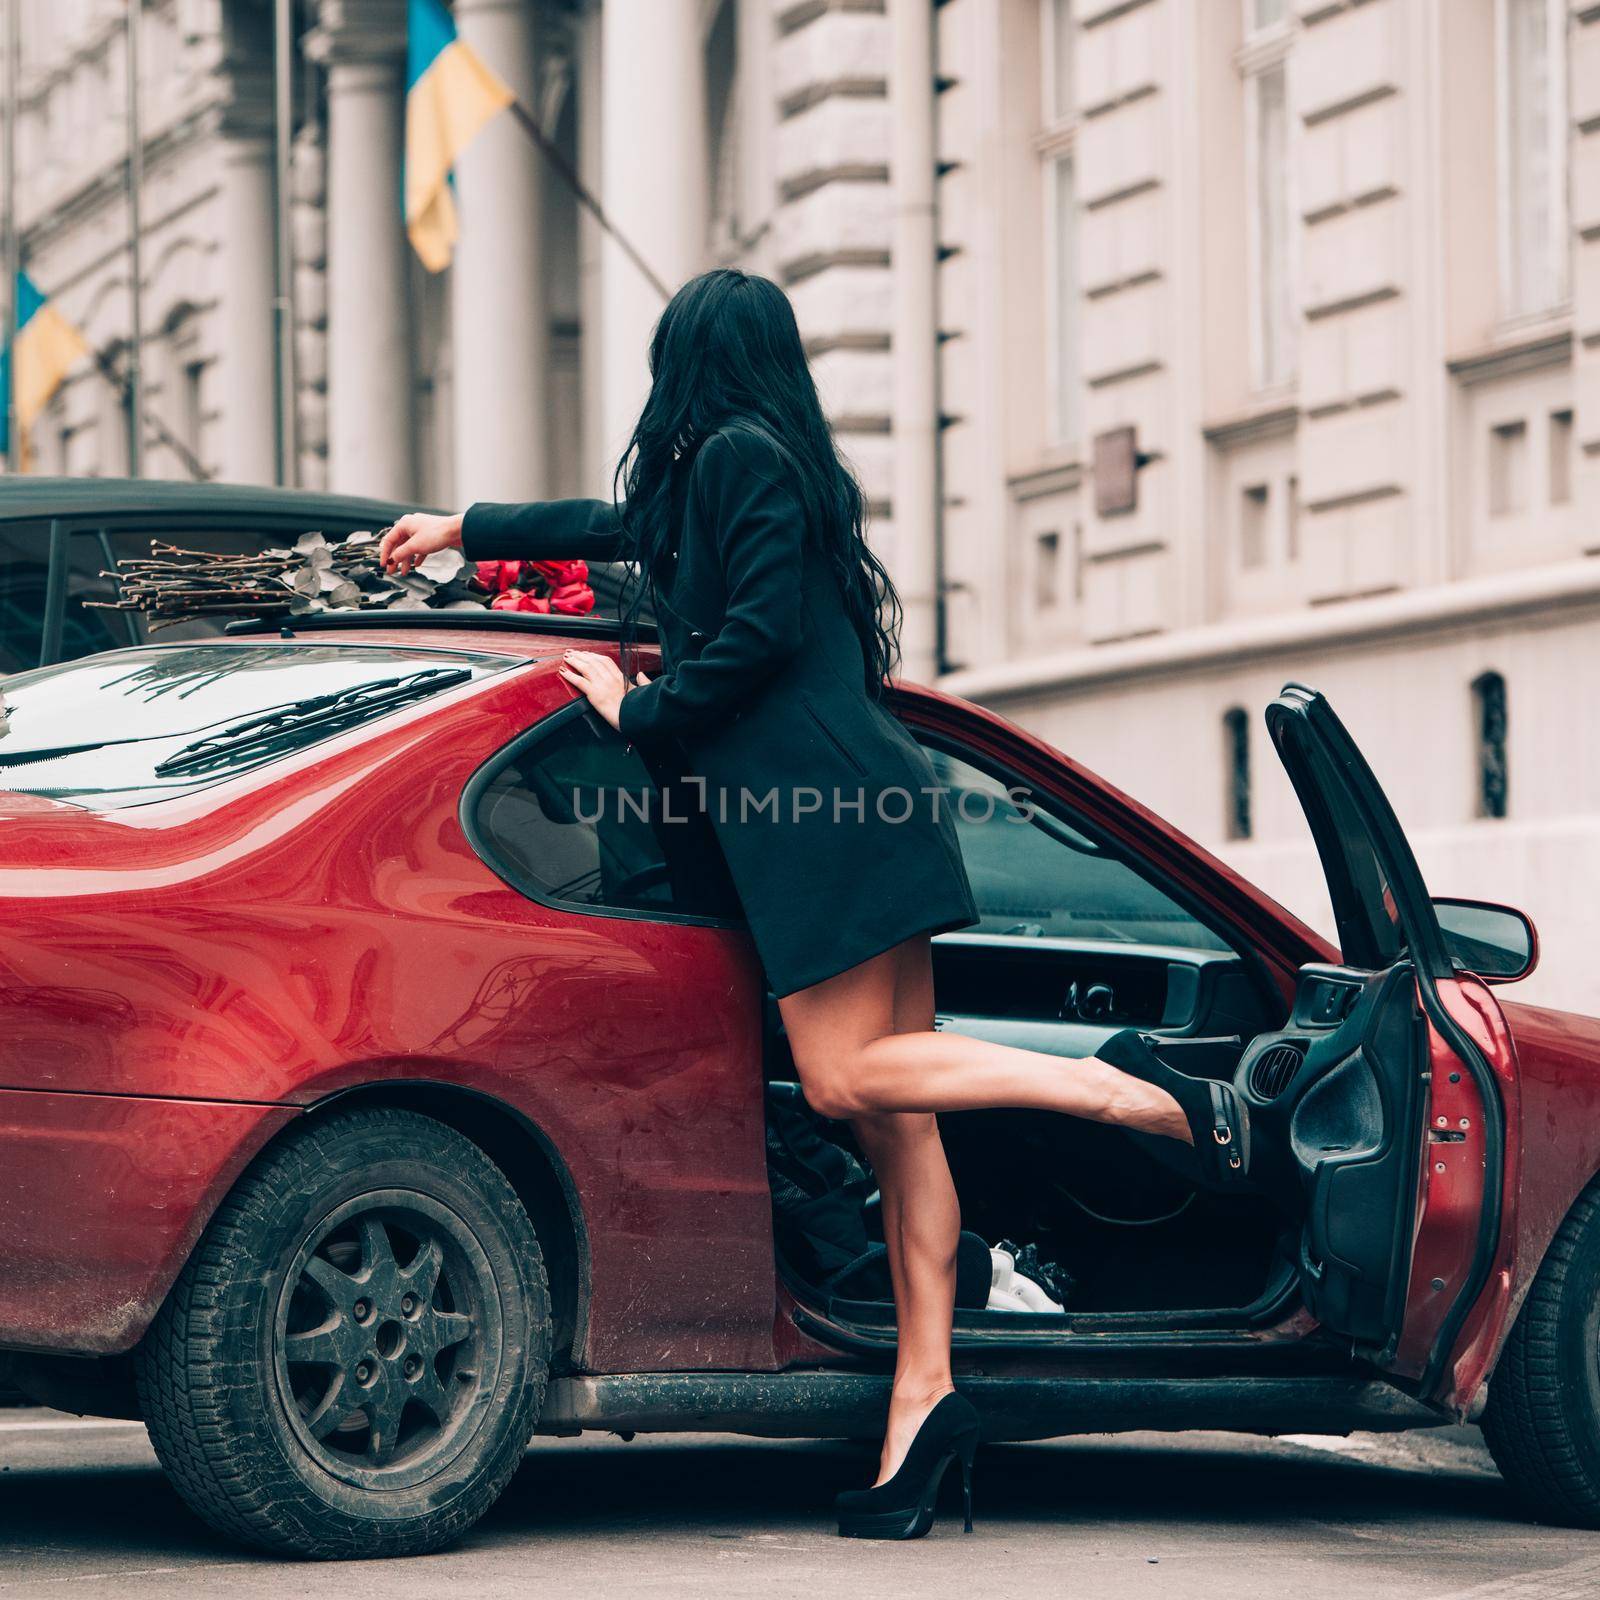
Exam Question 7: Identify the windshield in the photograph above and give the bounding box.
[0,643,516,809]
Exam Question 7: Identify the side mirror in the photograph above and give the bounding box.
[1432,897,1538,984]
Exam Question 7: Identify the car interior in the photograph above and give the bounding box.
[761,736,1434,1344]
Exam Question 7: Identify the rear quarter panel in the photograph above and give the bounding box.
[0,656,777,1369]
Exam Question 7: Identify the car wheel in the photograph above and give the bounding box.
[135,1107,550,1558]
[1484,1181,1600,1527]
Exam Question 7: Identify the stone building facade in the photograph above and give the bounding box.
[8,0,1600,1007]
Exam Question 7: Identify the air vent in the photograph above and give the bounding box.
[1250,1042,1305,1100]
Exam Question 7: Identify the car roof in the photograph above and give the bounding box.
[0,477,420,528]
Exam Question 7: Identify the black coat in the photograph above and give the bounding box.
[461,422,976,996]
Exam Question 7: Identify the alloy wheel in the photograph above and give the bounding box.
[272,1189,504,1490]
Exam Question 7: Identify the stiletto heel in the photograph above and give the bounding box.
[834,1393,981,1539]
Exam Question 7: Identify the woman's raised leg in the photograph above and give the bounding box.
[778,942,1192,1140]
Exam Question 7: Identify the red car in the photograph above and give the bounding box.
[1,606,1597,1558]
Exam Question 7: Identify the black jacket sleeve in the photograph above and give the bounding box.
[460,497,627,562]
[618,429,805,746]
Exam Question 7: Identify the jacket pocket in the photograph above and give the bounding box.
[799,693,868,778]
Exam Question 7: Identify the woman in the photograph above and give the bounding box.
[379,267,1250,1540]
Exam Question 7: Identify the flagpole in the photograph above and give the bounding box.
[124,0,145,476]
[272,0,298,486]
[3,0,21,473]
[504,98,670,306]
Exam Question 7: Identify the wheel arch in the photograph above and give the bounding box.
[298,1081,591,1371]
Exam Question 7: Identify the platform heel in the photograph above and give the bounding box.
[834,1392,982,1540]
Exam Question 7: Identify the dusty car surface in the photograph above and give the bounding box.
[1,590,1598,1557]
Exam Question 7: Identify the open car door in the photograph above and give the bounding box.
[1263,685,1519,1413]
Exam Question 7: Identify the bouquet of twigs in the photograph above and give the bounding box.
[91,530,595,630]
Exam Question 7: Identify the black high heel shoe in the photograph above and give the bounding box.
[834,1392,980,1540]
[1094,1028,1252,1187]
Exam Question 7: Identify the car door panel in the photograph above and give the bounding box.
[1265,686,1517,1411]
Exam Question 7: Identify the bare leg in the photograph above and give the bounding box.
[779,935,1190,1485]
[849,940,959,1482]
[778,941,1191,1141]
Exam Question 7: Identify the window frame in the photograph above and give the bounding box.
[459,698,748,932]
[1238,6,1297,393]
[1494,0,1571,323]
[1038,0,1081,452]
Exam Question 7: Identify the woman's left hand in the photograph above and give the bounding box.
[558,650,649,731]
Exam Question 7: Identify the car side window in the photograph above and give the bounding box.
[468,707,743,924]
[0,521,51,672]
[921,741,1232,953]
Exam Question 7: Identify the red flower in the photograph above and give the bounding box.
[528,559,588,589]
[548,583,596,616]
[474,560,523,593]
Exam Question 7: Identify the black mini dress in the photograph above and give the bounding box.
[461,422,978,997]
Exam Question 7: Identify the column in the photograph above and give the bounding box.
[577,0,605,493]
[450,0,547,502]
[887,0,938,684]
[598,0,707,467]
[305,3,414,500]
[217,135,277,485]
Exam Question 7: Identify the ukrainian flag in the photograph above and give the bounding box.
[406,0,515,273]
[1,272,90,469]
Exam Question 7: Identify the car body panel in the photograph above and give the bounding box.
[0,640,777,1373]
[0,1087,296,1353]
[0,619,1595,1426]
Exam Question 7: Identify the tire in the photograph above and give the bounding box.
[135,1108,550,1558]
[1484,1180,1600,1527]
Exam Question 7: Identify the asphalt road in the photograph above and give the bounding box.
[2,1410,1598,1599]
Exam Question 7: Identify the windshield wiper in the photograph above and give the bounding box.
[152,667,472,778]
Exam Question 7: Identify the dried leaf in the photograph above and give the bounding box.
[418,548,465,583]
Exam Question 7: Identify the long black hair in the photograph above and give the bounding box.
[613,268,902,696]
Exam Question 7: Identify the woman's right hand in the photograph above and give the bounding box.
[378,511,465,575]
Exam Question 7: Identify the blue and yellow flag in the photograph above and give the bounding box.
[406,0,515,272]
[1,272,90,469]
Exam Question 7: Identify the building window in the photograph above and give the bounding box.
[1041,2,1079,449]
[1049,0,1074,122]
[1498,0,1569,319]
[1247,58,1294,387]
[1223,707,1251,841]
[1035,530,1061,608]
[1549,409,1573,505]
[1240,483,1270,568]
[705,0,741,257]
[1052,155,1079,445]
[1472,672,1509,820]
[1488,418,1528,516]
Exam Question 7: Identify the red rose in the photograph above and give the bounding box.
[549,583,596,616]
[476,560,523,593]
[528,559,588,589]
